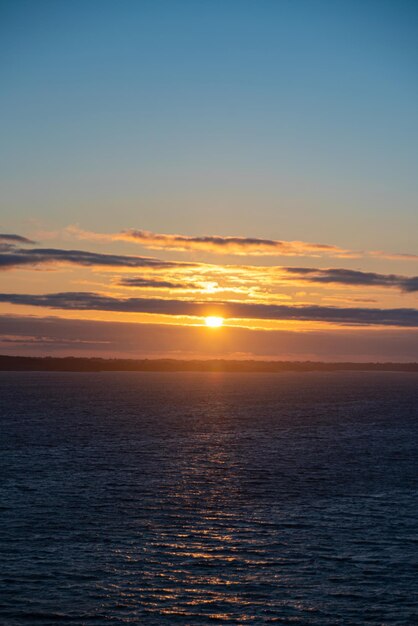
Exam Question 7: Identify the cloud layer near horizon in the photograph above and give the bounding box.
[1,291,418,327]
[1,314,417,361]
[1,229,417,358]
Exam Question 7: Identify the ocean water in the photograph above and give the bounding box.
[0,371,417,625]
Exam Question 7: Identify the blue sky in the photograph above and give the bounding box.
[1,0,417,251]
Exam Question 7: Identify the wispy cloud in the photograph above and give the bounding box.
[369,250,418,262]
[69,226,356,258]
[69,226,418,262]
[118,277,196,289]
[2,236,418,297]
[1,291,418,327]
[0,233,35,245]
[0,334,109,347]
[0,246,186,271]
[283,267,418,292]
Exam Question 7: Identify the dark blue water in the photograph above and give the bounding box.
[1,372,417,625]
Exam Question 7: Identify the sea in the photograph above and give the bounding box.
[0,371,417,625]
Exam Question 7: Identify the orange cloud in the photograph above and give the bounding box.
[68,226,356,258]
[369,251,418,261]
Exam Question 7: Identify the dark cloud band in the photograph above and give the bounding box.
[0,233,35,245]
[1,314,417,361]
[284,267,418,292]
[0,247,183,270]
[1,291,418,327]
[119,277,195,289]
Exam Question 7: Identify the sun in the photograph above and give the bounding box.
[205,316,224,328]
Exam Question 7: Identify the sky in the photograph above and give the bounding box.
[1,0,418,360]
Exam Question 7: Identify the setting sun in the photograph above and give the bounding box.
[205,316,224,328]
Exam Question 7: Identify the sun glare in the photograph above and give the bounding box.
[205,316,224,328]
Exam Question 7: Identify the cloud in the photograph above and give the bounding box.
[69,226,355,258]
[283,267,418,292]
[0,334,109,347]
[0,246,185,270]
[69,226,418,262]
[0,233,35,245]
[2,236,417,297]
[1,291,418,327]
[1,314,418,361]
[119,277,196,289]
[370,251,418,262]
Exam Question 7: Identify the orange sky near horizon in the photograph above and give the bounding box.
[1,1,418,360]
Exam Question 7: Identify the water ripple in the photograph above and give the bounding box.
[1,371,417,624]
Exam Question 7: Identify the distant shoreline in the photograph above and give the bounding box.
[0,355,417,373]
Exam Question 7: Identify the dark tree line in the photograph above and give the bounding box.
[0,355,417,372]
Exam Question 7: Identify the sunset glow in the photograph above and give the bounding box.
[2,3,418,623]
[1,0,417,364]
[205,316,224,328]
